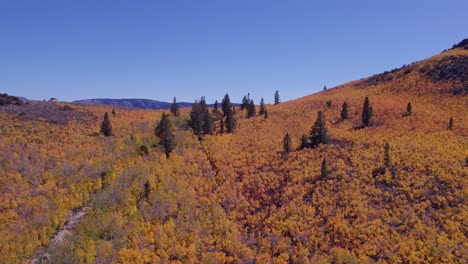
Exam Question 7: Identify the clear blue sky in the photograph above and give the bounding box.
[1,0,467,103]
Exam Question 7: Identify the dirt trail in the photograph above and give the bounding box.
[30,206,89,264]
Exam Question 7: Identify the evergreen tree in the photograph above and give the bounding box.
[323,85,327,91]
[406,102,412,116]
[213,100,220,114]
[264,109,268,119]
[100,112,112,137]
[155,112,176,157]
[259,98,266,116]
[384,142,391,168]
[449,116,454,129]
[321,158,328,179]
[241,94,250,110]
[326,100,332,108]
[111,108,116,116]
[274,91,280,105]
[362,96,373,127]
[203,111,214,135]
[299,134,309,150]
[283,133,292,153]
[189,102,203,137]
[170,97,180,117]
[247,99,256,118]
[310,111,329,148]
[341,102,349,120]
[221,94,236,133]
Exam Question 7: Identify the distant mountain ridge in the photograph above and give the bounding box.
[74,98,194,110]
[74,98,240,109]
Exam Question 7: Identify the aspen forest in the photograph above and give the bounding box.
[1,43,467,263]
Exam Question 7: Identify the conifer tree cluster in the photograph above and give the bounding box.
[241,93,250,110]
[246,99,256,118]
[189,97,214,139]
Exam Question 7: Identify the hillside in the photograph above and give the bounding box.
[0,41,466,263]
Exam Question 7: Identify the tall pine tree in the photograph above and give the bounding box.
[189,101,203,137]
[155,112,176,157]
[362,96,373,127]
[222,94,236,133]
[247,99,256,118]
[310,111,329,148]
[100,112,112,137]
[341,102,349,120]
[241,93,250,110]
[274,91,280,105]
[170,97,180,117]
[259,98,266,116]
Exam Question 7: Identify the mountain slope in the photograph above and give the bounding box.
[0,40,466,263]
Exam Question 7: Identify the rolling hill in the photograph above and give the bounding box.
[0,39,466,263]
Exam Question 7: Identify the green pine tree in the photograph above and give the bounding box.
[341,102,349,120]
[310,111,329,148]
[247,99,256,118]
[100,112,113,137]
[259,98,266,116]
[449,116,454,129]
[170,97,180,117]
[222,94,236,133]
[155,112,176,157]
[362,96,373,127]
[274,91,280,105]
[189,101,203,137]
[213,100,220,114]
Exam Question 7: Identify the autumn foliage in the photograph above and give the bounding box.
[0,45,466,263]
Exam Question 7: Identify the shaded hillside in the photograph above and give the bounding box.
[0,101,94,125]
[361,40,467,95]
[0,93,24,106]
[0,41,466,263]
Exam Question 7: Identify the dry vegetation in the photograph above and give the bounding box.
[0,48,466,263]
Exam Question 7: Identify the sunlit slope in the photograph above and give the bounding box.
[0,45,466,263]
[201,47,467,262]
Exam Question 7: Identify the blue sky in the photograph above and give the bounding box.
[1,0,467,103]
